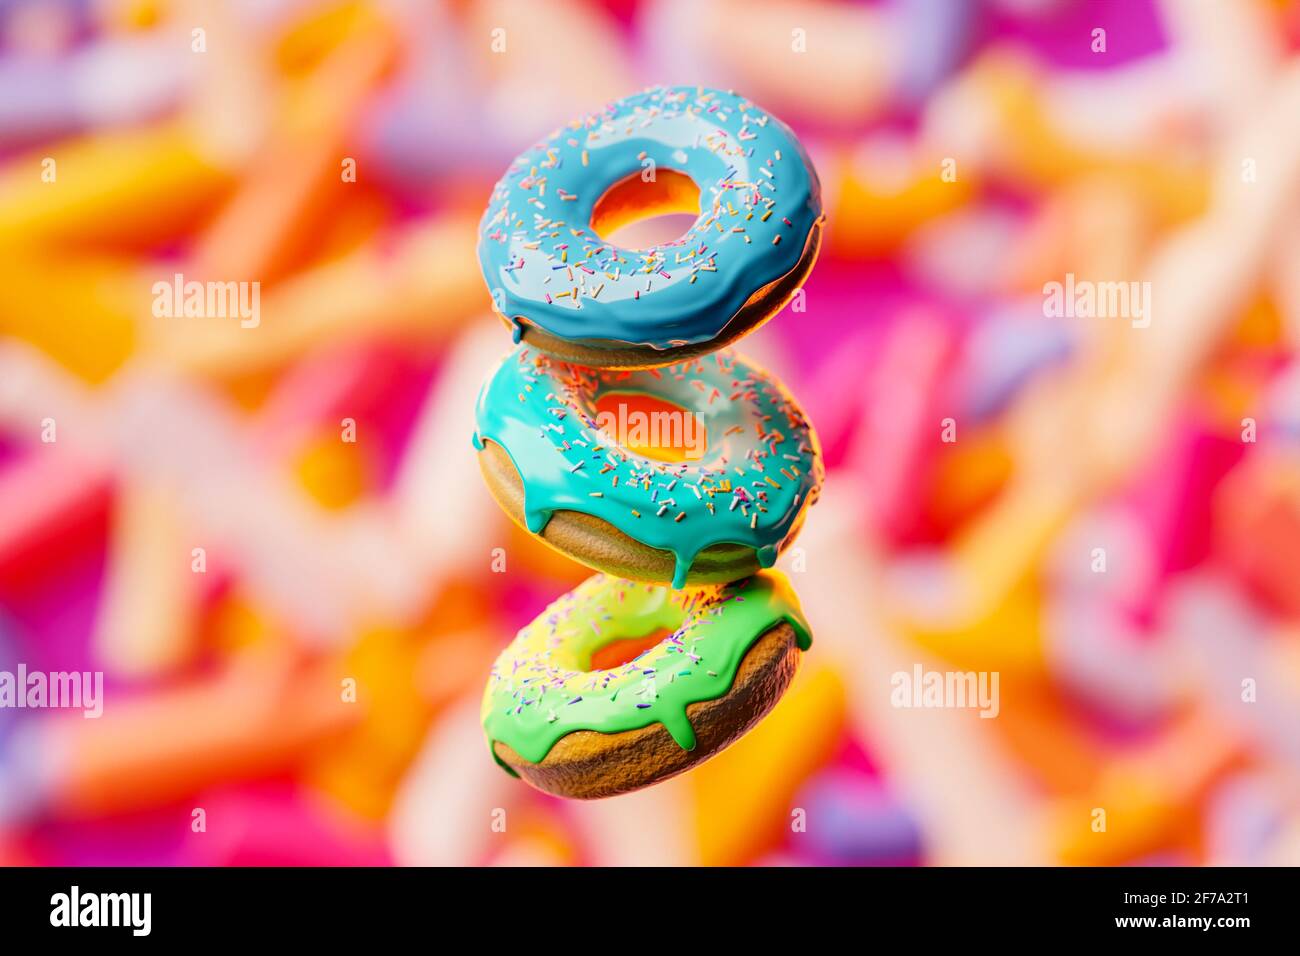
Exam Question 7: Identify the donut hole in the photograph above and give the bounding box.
[592,390,708,463]
[588,626,675,671]
[590,169,701,249]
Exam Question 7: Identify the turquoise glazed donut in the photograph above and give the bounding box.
[473,345,823,589]
[478,86,823,367]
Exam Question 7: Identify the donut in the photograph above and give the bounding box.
[482,570,812,799]
[473,345,823,589]
[477,85,824,369]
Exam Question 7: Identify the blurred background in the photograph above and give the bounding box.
[1,0,1299,866]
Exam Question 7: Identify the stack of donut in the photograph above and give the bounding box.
[472,86,825,799]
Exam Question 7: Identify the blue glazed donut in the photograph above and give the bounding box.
[478,86,823,367]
